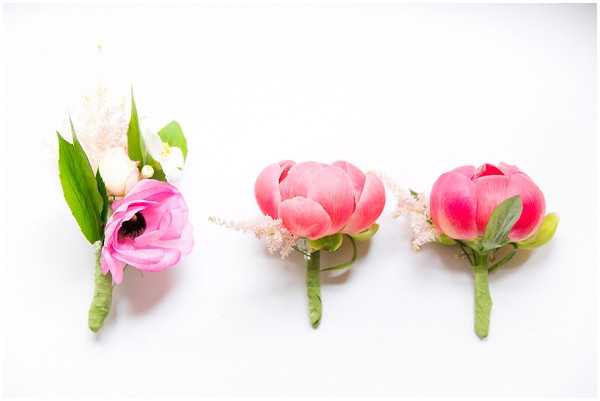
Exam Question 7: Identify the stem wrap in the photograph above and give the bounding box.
[88,246,113,333]
[473,254,492,339]
[306,251,322,329]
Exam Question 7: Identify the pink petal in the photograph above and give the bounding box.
[278,197,332,239]
[474,163,505,179]
[101,246,126,284]
[498,162,522,176]
[343,173,385,234]
[306,165,356,235]
[430,172,478,240]
[279,162,322,200]
[451,165,476,178]
[474,175,511,234]
[507,174,545,241]
[255,162,290,219]
[333,160,366,203]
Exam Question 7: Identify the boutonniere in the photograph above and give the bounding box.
[390,163,558,338]
[211,161,385,328]
[57,87,193,332]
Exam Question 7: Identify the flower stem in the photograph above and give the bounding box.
[306,250,322,329]
[88,247,113,333]
[473,252,492,339]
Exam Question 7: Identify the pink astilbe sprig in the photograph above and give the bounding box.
[377,172,438,250]
[209,215,297,259]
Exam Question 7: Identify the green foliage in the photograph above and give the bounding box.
[349,223,379,242]
[158,121,188,160]
[57,130,104,244]
[517,213,559,249]
[127,92,146,163]
[481,196,523,252]
[309,233,343,252]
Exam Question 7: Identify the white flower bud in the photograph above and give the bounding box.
[141,165,155,178]
[98,147,139,196]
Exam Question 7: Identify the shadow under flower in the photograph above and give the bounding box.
[114,266,177,314]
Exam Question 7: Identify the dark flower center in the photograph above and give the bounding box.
[118,212,146,239]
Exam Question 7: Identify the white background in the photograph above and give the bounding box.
[2,3,597,397]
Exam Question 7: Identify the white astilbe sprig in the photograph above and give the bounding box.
[377,172,438,251]
[209,215,297,259]
[59,84,130,172]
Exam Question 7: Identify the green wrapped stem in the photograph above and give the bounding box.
[306,251,322,329]
[88,247,113,333]
[473,253,492,339]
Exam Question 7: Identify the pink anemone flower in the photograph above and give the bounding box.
[101,179,193,283]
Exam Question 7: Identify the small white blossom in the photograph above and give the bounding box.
[141,165,155,179]
[145,132,185,183]
[209,215,297,258]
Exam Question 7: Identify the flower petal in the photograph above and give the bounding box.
[255,162,294,219]
[430,172,478,240]
[474,163,505,179]
[278,197,332,239]
[451,165,476,178]
[306,165,356,235]
[474,175,510,234]
[332,160,366,203]
[343,173,385,234]
[507,174,545,241]
[279,161,322,200]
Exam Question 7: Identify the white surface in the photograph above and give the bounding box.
[2,3,597,397]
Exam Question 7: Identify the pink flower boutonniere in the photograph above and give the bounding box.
[212,160,385,328]
[57,87,192,332]
[391,163,558,339]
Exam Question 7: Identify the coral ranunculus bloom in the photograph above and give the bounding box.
[430,162,545,242]
[255,160,386,240]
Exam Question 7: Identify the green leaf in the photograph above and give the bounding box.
[158,120,187,160]
[57,132,104,244]
[481,196,523,251]
[96,171,109,227]
[437,233,457,246]
[127,91,146,163]
[517,213,559,249]
[144,153,167,181]
[309,233,343,252]
[349,223,379,241]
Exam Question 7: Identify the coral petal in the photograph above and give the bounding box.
[278,197,332,239]
[507,174,545,241]
[333,160,366,202]
[255,162,287,219]
[343,173,386,234]
[430,172,478,239]
[307,165,356,234]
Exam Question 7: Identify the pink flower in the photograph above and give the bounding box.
[255,160,386,240]
[101,179,193,283]
[430,163,545,241]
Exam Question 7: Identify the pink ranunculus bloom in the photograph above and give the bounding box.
[255,160,386,240]
[430,162,545,242]
[101,179,193,283]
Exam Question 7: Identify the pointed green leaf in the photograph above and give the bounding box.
[481,196,523,251]
[517,213,559,249]
[158,121,187,160]
[57,132,103,243]
[96,171,109,227]
[127,91,146,163]
[144,153,167,181]
[349,223,379,241]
